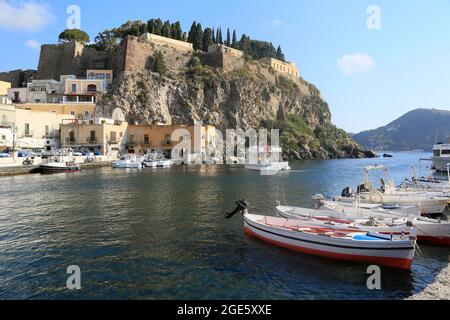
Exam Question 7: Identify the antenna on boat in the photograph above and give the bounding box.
[434,129,439,145]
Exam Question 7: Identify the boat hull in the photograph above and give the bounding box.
[40,165,80,174]
[244,215,415,270]
[277,205,450,247]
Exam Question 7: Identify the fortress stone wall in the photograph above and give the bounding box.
[36,42,111,80]
[0,69,37,88]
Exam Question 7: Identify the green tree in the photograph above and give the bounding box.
[239,34,251,56]
[154,18,164,35]
[188,21,197,43]
[147,19,156,34]
[162,20,171,38]
[218,27,223,44]
[276,45,286,61]
[212,28,216,44]
[232,30,237,48]
[58,29,90,44]
[226,28,231,46]
[194,23,203,51]
[93,30,119,52]
[202,28,214,51]
[151,51,166,75]
[171,21,182,40]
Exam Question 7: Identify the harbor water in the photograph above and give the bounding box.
[0,152,449,299]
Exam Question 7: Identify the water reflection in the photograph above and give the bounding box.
[0,152,449,299]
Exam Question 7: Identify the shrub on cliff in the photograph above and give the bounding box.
[148,51,167,75]
[58,29,90,44]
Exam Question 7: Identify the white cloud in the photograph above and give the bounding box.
[0,0,54,32]
[25,39,41,50]
[270,19,283,27]
[337,53,375,76]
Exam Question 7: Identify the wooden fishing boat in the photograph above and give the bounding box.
[276,197,450,247]
[40,161,80,174]
[244,214,416,270]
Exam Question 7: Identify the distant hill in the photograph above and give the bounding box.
[353,108,450,151]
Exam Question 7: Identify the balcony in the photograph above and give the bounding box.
[21,130,34,138]
[161,140,172,146]
[0,121,13,128]
[86,137,98,144]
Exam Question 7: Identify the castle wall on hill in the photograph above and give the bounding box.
[37,42,112,80]
[122,36,192,75]
[0,69,37,88]
[203,45,245,72]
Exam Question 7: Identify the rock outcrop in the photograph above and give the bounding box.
[97,58,371,160]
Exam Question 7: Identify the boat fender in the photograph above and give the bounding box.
[225,200,249,219]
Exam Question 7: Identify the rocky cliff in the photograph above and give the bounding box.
[97,59,372,160]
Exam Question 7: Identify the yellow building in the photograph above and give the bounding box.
[0,104,75,150]
[0,81,11,95]
[60,118,128,158]
[87,70,113,85]
[17,103,96,119]
[139,33,194,52]
[127,124,216,159]
[260,57,300,78]
[63,77,109,103]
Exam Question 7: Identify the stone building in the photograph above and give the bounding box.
[0,69,36,88]
[259,57,300,79]
[139,33,193,52]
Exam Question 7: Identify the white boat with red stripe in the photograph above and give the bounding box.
[244,214,416,270]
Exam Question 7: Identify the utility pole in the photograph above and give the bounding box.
[12,123,17,161]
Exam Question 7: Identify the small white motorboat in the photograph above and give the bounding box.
[226,201,416,270]
[245,162,291,174]
[40,161,80,174]
[143,154,173,168]
[339,165,450,216]
[112,155,144,169]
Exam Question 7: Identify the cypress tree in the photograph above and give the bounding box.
[226,28,231,46]
[194,23,204,51]
[147,19,155,34]
[188,21,197,43]
[162,20,171,38]
[202,28,213,52]
[239,34,251,56]
[276,45,285,61]
[232,30,237,49]
[218,28,223,44]
[212,28,216,44]
[171,21,182,40]
[154,19,163,35]
[216,28,220,45]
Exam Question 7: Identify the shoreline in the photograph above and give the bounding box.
[0,161,112,177]
[407,260,450,300]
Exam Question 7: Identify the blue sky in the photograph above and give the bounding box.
[1,0,450,133]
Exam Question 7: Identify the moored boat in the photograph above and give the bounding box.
[277,197,450,247]
[40,161,81,174]
[112,155,144,169]
[226,201,416,270]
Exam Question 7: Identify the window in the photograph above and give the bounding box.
[434,150,440,157]
[25,123,30,136]
[110,132,117,142]
[71,84,77,92]
[84,111,89,117]
[1,135,5,140]
[119,132,123,137]
[144,135,149,144]
[106,74,111,79]
[69,131,75,142]
[87,84,97,92]
[70,111,75,116]
[45,125,49,136]
[442,150,450,155]
[90,131,96,142]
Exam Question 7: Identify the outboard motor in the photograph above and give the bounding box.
[225,200,249,219]
[341,187,353,198]
[357,184,369,194]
